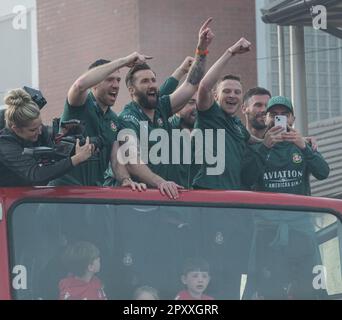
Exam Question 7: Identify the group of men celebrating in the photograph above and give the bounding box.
[49,18,329,198]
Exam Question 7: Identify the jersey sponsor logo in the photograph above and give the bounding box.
[123,114,140,125]
[264,170,303,189]
[215,232,224,245]
[292,153,303,164]
[123,253,133,266]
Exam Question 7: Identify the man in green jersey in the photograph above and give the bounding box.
[118,18,215,199]
[192,37,256,190]
[50,52,150,190]
[168,94,200,188]
[103,56,194,187]
[241,96,330,195]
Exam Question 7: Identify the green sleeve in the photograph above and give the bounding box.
[198,102,220,117]
[159,95,173,119]
[241,144,266,188]
[196,102,221,129]
[60,98,87,123]
[168,115,181,129]
[159,77,179,96]
[59,97,92,135]
[302,144,330,180]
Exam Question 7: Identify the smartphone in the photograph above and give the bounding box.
[274,115,287,130]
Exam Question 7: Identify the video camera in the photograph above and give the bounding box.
[23,86,47,110]
[21,87,104,164]
[54,119,104,159]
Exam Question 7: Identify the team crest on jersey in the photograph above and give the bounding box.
[292,153,302,164]
[110,121,118,132]
[157,118,164,127]
[235,125,242,134]
[215,232,224,245]
[123,253,133,266]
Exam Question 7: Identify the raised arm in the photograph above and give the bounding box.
[171,56,195,81]
[159,56,195,96]
[169,18,214,114]
[68,52,152,106]
[197,38,252,111]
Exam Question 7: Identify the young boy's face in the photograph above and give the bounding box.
[88,257,101,274]
[182,271,210,297]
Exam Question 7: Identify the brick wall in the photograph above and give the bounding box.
[37,0,257,123]
[37,0,138,122]
[138,0,257,121]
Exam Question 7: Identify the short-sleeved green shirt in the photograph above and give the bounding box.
[159,77,179,96]
[119,96,173,180]
[50,92,121,186]
[192,101,250,190]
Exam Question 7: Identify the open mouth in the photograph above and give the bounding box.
[147,91,157,98]
[226,100,237,107]
[109,92,117,99]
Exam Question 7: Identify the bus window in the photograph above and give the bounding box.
[7,202,342,300]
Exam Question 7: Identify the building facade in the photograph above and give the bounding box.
[0,0,258,122]
[256,0,342,123]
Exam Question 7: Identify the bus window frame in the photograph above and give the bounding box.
[5,196,342,300]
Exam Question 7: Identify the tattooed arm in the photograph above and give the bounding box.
[197,38,252,111]
[169,18,214,114]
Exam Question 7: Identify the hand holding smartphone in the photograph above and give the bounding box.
[274,115,287,131]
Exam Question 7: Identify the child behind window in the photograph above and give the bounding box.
[59,241,107,300]
[175,257,214,300]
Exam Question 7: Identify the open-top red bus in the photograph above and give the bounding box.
[1,187,342,300]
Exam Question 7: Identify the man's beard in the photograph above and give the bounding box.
[181,112,197,129]
[181,118,195,129]
[250,113,267,130]
[136,90,159,110]
[251,117,267,130]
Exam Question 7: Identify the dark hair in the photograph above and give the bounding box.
[125,63,155,87]
[221,74,241,83]
[243,87,271,105]
[88,59,111,70]
[182,257,210,275]
[215,74,242,91]
[62,241,100,277]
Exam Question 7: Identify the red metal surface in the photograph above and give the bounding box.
[1,186,342,212]
[0,186,341,300]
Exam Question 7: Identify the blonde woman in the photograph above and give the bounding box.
[0,88,93,187]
